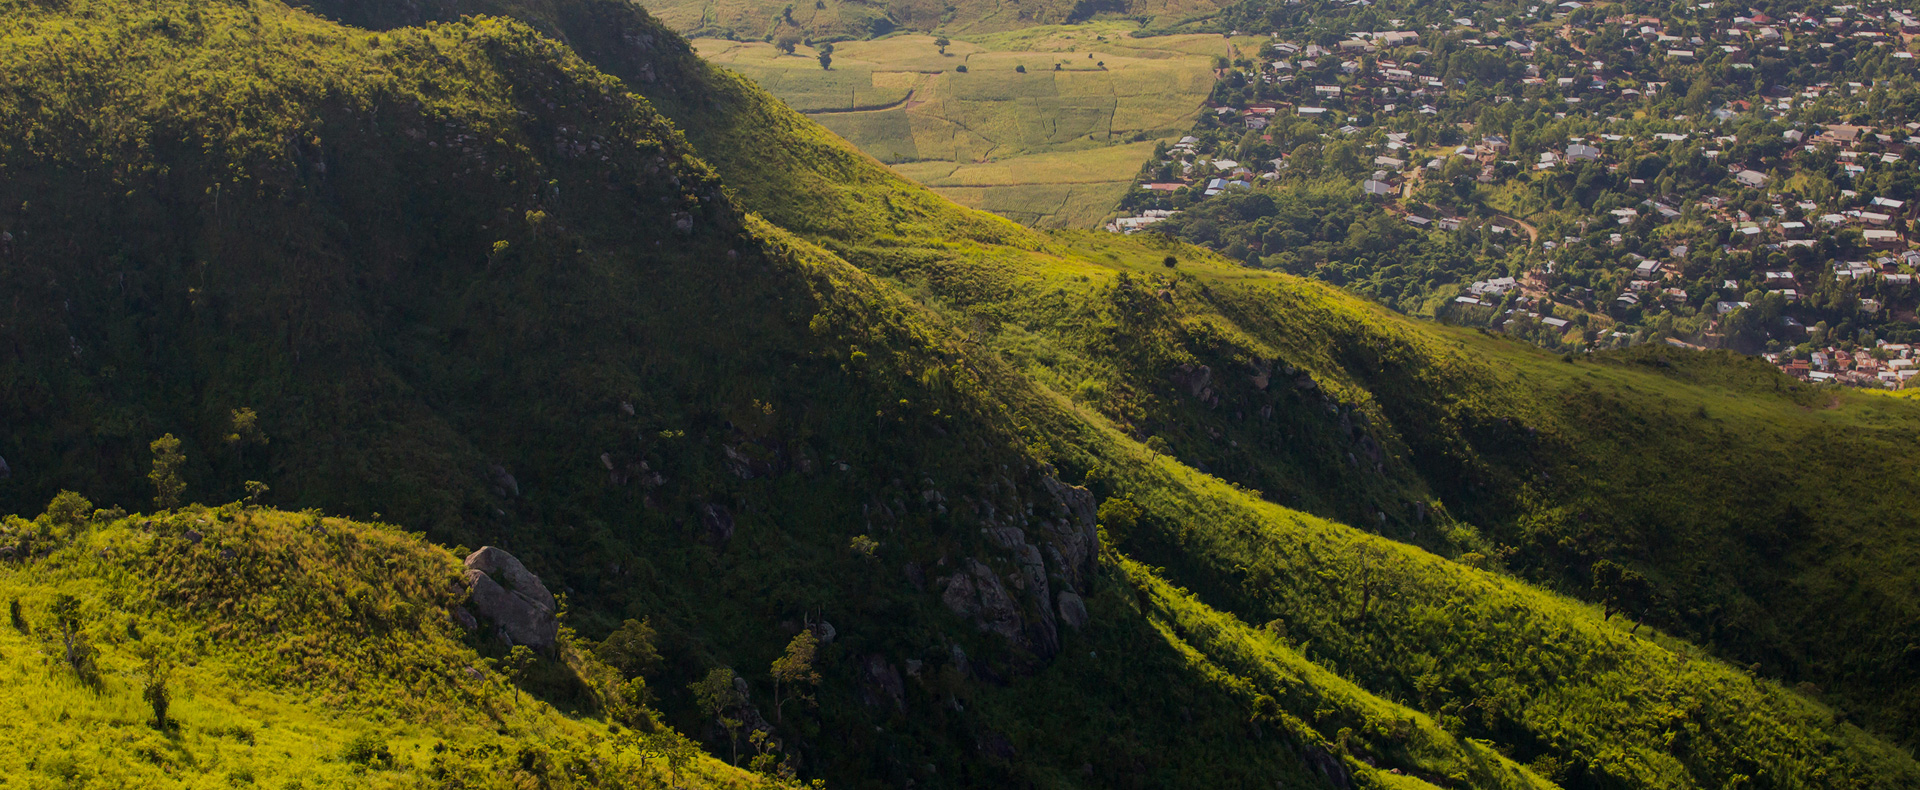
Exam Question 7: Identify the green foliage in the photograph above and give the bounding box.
[46,593,101,689]
[224,408,268,450]
[636,728,701,789]
[847,534,879,556]
[140,651,172,729]
[43,490,92,532]
[1154,182,1502,314]
[595,618,664,680]
[1096,494,1141,544]
[769,630,820,723]
[503,645,537,703]
[341,732,395,768]
[689,667,746,763]
[1591,559,1653,628]
[148,436,185,511]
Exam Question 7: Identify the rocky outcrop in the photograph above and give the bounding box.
[699,503,735,547]
[486,464,519,498]
[1057,591,1088,629]
[940,559,1027,648]
[462,546,558,650]
[860,654,906,713]
[1038,476,1098,591]
[0,454,10,479]
[1305,745,1353,790]
[936,474,1103,661]
[1249,358,1274,390]
[1172,363,1212,397]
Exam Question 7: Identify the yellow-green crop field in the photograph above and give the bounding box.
[692,25,1223,228]
[642,0,1227,40]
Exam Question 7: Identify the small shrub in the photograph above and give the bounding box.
[1162,255,1178,268]
[955,64,967,73]
[8,597,24,633]
[342,732,394,767]
[142,653,173,729]
[49,593,101,688]
[45,490,93,531]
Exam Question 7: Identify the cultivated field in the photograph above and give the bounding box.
[642,0,1227,40]
[694,26,1222,227]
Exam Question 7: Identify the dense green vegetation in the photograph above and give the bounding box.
[1142,182,1505,313]
[3,0,1920,787]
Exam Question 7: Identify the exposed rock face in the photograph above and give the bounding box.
[487,464,519,498]
[463,546,558,650]
[1305,745,1353,790]
[1011,542,1059,657]
[940,559,1026,648]
[1249,358,1274,390]
[699,503,735,547]
[1038,476,1099,591]
[0,454,10,479]
[1173,362,1212,396]
[860,654,906,713]
[935,473,1103,661]
[1057,591,1088,629]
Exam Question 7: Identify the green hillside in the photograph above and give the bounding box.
[1,0,1919,788]
[0,499,760,789]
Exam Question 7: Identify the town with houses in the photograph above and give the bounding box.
[1107,0,1920,386]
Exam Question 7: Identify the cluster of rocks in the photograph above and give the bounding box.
[457,546,558,651]
[936,473,1099,661]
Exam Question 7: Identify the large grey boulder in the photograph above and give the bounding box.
[1057,591,1089,630]
[463,546,558,650]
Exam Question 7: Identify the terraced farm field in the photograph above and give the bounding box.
[644,0,1227,40]
[693,26,1222,227]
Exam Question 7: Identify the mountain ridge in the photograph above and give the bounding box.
[2,0,1918,787]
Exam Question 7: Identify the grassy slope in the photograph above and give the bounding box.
[2,0,1918,789]
[0,502,759,789]
[585,8,1920,780]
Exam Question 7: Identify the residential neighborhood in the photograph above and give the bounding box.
[1109,0,1920,386]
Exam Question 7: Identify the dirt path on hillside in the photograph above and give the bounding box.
[1498,214,1540,243]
